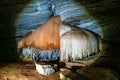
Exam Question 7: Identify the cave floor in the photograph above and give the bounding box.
[0,62,60,80]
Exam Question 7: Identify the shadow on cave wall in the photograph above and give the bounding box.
[0,0,32,61]
[75,0,120,55]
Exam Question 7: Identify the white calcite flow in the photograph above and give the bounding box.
[35,63,55,75]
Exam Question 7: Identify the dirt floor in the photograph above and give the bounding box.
[0,62,60,80]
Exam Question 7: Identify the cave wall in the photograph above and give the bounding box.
[0,0,32,61]
[0,0,120,61]
[79,0,120,56]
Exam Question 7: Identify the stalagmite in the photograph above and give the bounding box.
[17,16,61,75]
[18,16,61,50]
[17,16,107,69]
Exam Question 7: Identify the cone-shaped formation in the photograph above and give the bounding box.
[18,16,61,50]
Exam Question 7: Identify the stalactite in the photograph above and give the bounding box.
[60,26,101,62]
[18,16,106,62]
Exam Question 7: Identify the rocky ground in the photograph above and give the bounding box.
[1,53,119,80]
[0,62,60,80]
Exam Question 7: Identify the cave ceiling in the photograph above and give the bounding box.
[15,0,120,42]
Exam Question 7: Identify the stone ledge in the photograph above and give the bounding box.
[60,67,119,80]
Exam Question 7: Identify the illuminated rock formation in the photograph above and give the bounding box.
[18,16,61,50]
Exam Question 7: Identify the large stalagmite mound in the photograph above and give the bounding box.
[18,16,61,50]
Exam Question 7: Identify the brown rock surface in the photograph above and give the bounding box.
[0,62,60,80]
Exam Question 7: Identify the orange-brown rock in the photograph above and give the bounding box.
[18,16,61,50]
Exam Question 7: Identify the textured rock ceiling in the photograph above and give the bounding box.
[0,0,120,61]
[16,0,102,37]
[15,0,120,43]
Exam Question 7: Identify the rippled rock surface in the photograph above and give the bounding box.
[15,0,102,37]
[15,0,120,55]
